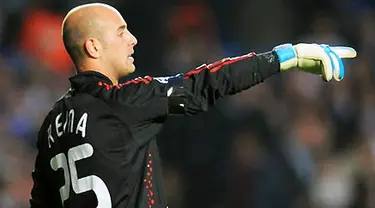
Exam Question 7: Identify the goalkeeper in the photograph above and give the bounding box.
[30,3,357,208]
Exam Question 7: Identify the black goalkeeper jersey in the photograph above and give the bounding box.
[30,51,280,208]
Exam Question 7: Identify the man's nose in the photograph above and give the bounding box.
[129,33,137,46]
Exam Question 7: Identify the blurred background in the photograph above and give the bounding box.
[0,0,374,207]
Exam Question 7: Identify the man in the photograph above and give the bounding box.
[29,3,356,208]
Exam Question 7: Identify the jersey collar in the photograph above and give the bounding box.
[69,71,113,90]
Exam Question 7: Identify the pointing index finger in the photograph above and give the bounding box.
[330,47,357,58]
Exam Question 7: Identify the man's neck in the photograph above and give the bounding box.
[78,66,119,85]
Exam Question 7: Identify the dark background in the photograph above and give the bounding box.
[0,0,374,207]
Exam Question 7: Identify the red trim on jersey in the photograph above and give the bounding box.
[98,76,154,90]
[184,52,256,79]
[183,64,209,78]
[123,76,153,85]
[144,153,155,207]
[97,52,256,90]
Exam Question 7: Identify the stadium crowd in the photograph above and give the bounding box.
[0,0,374,207]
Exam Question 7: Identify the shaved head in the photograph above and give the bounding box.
[62,3,137,82]
[62,3,121,66]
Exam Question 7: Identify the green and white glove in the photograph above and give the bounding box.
[273,43,357,81]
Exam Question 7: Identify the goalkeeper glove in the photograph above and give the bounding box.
[273,43,357,81]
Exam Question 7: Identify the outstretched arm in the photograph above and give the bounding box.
[165,43,356,115]
[177,51,280,115]
[109,43,356,117]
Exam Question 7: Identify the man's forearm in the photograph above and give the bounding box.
[179,51,280,115]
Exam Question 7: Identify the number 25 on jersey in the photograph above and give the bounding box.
[50,143,112,207]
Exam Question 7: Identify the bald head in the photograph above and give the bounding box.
[62,3,121,67]
[62,3,137,81]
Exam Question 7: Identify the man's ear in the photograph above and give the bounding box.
[84,38,102,59]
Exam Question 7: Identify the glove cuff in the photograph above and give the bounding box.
[273,43,298,71]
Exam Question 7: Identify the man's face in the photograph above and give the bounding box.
[100,10,137,77]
